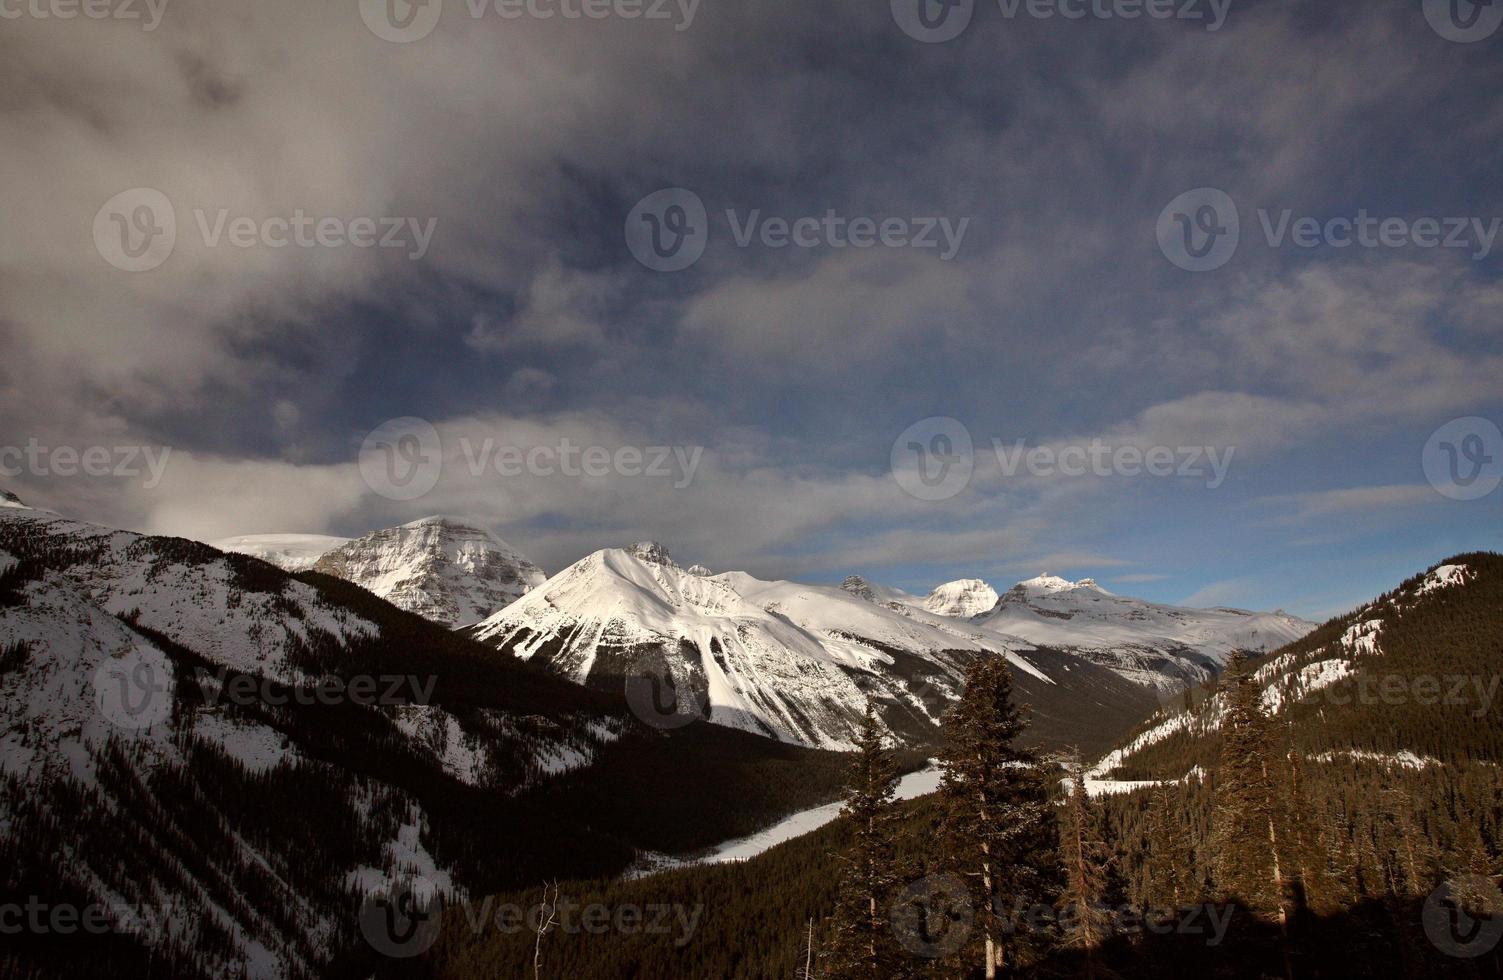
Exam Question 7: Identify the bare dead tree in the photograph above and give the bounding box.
[533,880,560,980]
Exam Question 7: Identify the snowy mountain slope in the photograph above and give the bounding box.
[1085,553,1503,790]
[970,574,1315,691]
[310,517,544,629]
[470,543,1156,752]
[209,532,352,571]
[2,503,855,978]
[840,574,920,610]
[2,506,380,681]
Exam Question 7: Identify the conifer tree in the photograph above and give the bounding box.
[824,705,905,979]
[936,655,1058,979]
[1058,755,1111,975]
[1209,651,1287,923]
[1145,782,1187,908]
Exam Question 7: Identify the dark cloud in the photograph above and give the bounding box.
[1,0,1499,614]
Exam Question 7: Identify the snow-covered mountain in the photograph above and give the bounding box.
[921,578,1000,617]
[471,543,1155,752]
[967,574,1315,692]
[0,497,627,977]
[1085,554,1503,793]
[1,499,857,977]
[308,517,545,629]
[210,532,352,571]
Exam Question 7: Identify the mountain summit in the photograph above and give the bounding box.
[471,546,1156,752]
[921,578,1000,617]
[973,574,1314,689]
[310,517,545,628]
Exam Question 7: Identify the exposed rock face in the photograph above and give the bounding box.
[627,541,675,566]
[841,575,877,603]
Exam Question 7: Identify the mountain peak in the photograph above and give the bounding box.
[922,578,999,618]
[841,575,877,602]
[627,541,675,566]
[311,519,544,627]
[1014,573,1079,593]
[400,515,486,534]
[0,489,26,509]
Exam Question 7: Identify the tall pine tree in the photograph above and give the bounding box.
[1058,755,1111,977]
[824,705,905,979]
[1209,651,1288,924]
[936,655,1058,979]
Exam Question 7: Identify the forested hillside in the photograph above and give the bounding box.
[416,554,1503,979]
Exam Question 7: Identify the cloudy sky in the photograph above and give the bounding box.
[1,0,1500,619]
